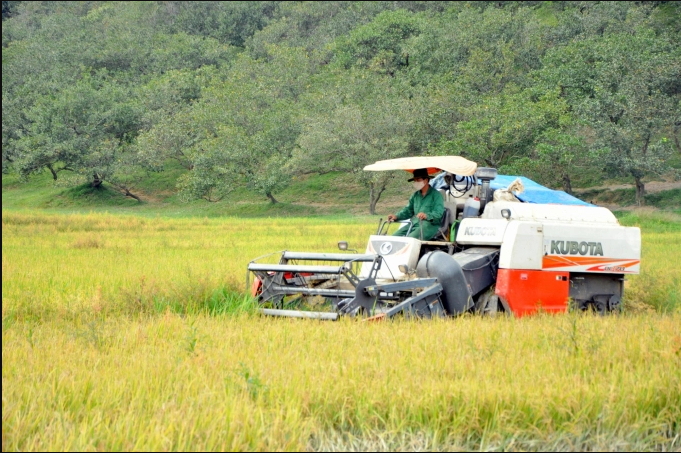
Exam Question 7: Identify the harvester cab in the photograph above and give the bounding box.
[247,156,641,320]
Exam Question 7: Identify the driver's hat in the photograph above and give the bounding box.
[408,168,430,181]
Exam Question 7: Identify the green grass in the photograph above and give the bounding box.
[2,167,412,218]
[616,210,681,233]
[645,188,681,210]
[615,210,681,313]
[577,187,681,210]
[4,162,679,219]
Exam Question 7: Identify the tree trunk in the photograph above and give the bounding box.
[634,176,645,206]
[368,182,386,215]
[674,122,681,156]
[123,188,141,202]
[562,172,572,195]
[266,192,278,204]
[632,136,651,207]
[47,163,58,181]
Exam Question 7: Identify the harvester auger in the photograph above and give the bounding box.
[247,156,641,320]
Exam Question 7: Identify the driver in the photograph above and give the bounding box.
[387,168,445,240]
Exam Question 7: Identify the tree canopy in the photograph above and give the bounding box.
[3,1,679,209]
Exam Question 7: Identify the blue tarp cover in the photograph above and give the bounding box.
[490,175,593,206]
[430,173,593,206]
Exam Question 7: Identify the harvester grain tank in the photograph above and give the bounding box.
[247,156,641,319]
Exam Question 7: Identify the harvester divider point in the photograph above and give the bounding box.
[261,309,339,321]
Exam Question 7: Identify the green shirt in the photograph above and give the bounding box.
[395,185,445,228]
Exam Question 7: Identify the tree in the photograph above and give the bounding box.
[406,5,546,88]
[434,89,566,170]
[3,0,679,208]
[2,1,238,200]
[295,70,423,214]
[149,46,311,204]
[541,28,680,204]
[175,133,242,203]
[136,67,218,172]
[510,126,603,194]
[13,71,143,194]
[169,1,279,47]
[1,1,20,20]
[331,9,421,77]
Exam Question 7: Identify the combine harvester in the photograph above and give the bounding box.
[247,156,641,320]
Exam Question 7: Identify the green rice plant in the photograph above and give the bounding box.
[617,211,681,312]
[183,318,199,355]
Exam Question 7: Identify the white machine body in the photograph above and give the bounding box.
[360,235,421,280]
[457,201,641,274]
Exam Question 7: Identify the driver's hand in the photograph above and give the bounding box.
[387,214,397,222]
[416,212,427,220]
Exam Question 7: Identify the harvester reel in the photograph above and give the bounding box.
[248,252,383,314]
[337,277,378,317]
[258,273,286,308]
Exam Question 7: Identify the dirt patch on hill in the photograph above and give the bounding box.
[573,180,681,195]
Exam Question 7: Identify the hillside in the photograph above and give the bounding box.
[3,1,680,213]
[3,163,680,218]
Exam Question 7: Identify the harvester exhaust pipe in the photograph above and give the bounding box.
[475,167,498,212]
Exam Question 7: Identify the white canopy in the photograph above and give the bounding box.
[363,156,477,176]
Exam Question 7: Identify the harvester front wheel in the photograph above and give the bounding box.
[474,288,502,316]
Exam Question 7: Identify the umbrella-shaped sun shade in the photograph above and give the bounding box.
[363,156,477,176]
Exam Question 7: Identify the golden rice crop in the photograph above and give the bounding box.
[1,212,376,320]
[2,211,680,451]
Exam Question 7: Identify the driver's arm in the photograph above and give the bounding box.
[394,194,415,221]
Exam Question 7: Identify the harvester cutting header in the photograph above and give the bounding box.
[247,156,641,320]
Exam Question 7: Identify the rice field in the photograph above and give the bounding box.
[2,210,680,451]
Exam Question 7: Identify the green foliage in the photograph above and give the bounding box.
[540,25,680,203]
[407,5,546,88]
[510,125,604,193]
[644,188,681,210]
[435,90,568,169]
[155,46,312,203]
[169,1,279,47]
[331,9,421,75]
[295,70,423,213]
[13,71,142,185]
[2,1,680,212]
